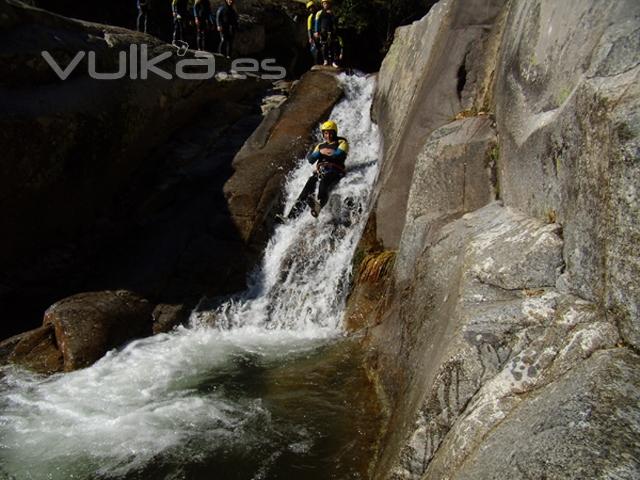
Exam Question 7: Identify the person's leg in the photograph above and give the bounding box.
[320,33,329,65]
[287,175,318,219]
[137,10,142,31]
[219,31,231,57]
[325,37,334,65]
[173,18,180,43]
[310,42,317,64]
[218,32,225,55]
[196,23,204,50]
[226,32,235,58]
[177,18,184,42]
[317,171,341,207]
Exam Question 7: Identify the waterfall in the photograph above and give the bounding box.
[0,73,381,480]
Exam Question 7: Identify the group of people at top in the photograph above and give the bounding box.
[136,0,238,57]
[136,0,343,67]
[306,0,343,68]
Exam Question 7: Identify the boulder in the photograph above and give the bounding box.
[0,325,63,374]
[43,290,153,371]
[152,303,190,334]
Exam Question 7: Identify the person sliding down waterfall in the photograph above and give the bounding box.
[287,120,349,219]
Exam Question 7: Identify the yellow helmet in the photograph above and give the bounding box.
[321,120,338,134]
[306,1,314,8]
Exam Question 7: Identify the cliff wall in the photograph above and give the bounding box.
[359,1,640,478]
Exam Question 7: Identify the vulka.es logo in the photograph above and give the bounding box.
[41,44,286,81]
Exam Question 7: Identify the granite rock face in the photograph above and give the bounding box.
[395,116,497,283]
[368,203,639,480]
[371,0,506,248]
[355,0,640,478]
[494,0,640,349]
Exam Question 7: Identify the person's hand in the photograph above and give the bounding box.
[218,26,223,32]
[195,17,200,26]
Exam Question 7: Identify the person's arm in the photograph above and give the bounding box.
[307,14,314,42]
[216,5,224,30]
[314,10,322,37]
[307,144,322,164]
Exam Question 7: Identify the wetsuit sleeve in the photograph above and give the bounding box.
[307,14,314,40]
[314,10,322,34]
[216,5,224,28]
[307,144,322,164]
[172,0,177,14]
[330,138,349,162]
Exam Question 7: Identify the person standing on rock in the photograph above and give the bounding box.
[216,0,239,59]
[287,120,349,219]
[314,0,338,67]
[171,0,189,45]
[194,0,214,51]
[136,0,149,33]
[306,1,320,65]
[330,33,344,67]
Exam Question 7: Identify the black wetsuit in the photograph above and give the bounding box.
[172,0,189,44]
[216,2,239,58]
[137,0,149,33]
[315,9,337,63]
[194,0,214,50]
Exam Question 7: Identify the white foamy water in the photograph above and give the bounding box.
[0,73,380,480]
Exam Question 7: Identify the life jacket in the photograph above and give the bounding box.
[311,136,349,174]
